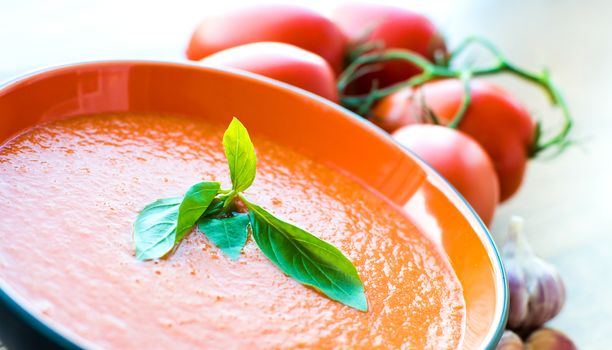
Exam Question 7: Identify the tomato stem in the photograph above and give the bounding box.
[338,50,460,111]
[451,37,573,157]
[417,90,441,125]
[337,36,573,158]
[447,70,472,129]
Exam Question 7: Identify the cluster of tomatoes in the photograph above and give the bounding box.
[186,4,572,226]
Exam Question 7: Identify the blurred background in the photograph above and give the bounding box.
[1,0,610,348]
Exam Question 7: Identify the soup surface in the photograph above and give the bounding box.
[0,114,465,349]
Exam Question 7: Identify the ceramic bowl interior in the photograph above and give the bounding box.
[0,61,507,349]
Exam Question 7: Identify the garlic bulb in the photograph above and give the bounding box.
[502,216,566,334]
[526,328,576,350]
[496,330,524,349]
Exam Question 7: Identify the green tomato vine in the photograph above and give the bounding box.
[337,36,573,158]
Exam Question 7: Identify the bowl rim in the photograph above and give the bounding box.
[0,60,508,350]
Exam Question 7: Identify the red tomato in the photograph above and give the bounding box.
[373,79,535,201]
[332,3,445,94]
[392,125,499,225]
[186,5,347,74]
[200,42,338,102]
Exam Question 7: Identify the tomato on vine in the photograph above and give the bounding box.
[200,42,338,102]
[186,5,347,74]
[332,3,445,95]
[393,125,499,225]
[373,79,535,201]
[338,37,573,201]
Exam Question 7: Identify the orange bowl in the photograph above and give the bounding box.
[0,61,507,349]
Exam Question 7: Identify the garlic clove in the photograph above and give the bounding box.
[505,256,529,329]
[502,216,566,335]
[522,264,566,330]
[496,330,524,349]
[526,328,576,350]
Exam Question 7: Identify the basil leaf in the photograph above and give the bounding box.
[245,200,368,311]
[175,182,220,241]
[202,197,225,218]
[197,213,250,260]
[223,118,256,193]
[134,197,181,260]
[134,182,220,261]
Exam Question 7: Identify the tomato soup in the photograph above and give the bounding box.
[0,114,465,349]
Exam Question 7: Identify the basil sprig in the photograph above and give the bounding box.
[133,118,367,311]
